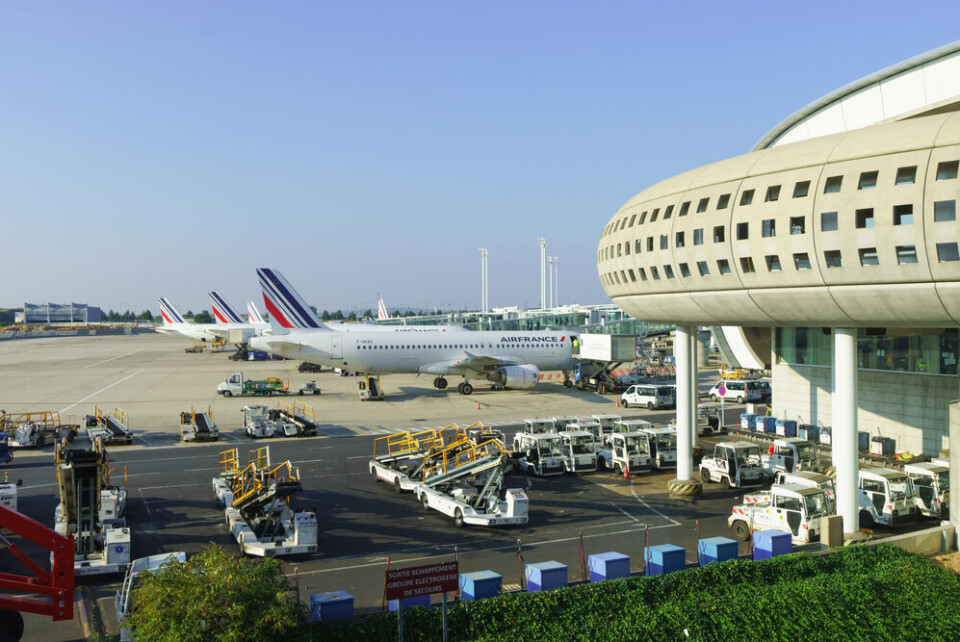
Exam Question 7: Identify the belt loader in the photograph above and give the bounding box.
[414,436,528,527]
[369,428,449,493]
[54,438,131,575]
[84,406,133,445]
[179,407,219,442]
[728,483,832,545]
[2,411,79,448]
[241,402,319,439]
[212,446,318,557]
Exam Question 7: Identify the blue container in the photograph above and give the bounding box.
[858,431,869,451]
[389,594,430,611]
[311,590,354,621]
[460,570,502,600]
[740,413,756,430]
[588,552,630,582]
[753,530,792,560]
[798,424,819,441]
[819,427,832,446]
[761,417,777,433]
[647,544,685,576]
[525,561,567,592]
[775,419,797,437]
[698,537,739,566]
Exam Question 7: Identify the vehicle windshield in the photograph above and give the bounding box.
[656,433,677,451]
[936,470,950,491]
[796,444,816,460]
[540,437,562,457]
[736,446,761,466]
[823,478,836,494]
[887,476,913,498]
[625,435,649,454]
[803,491,830,517]
[570,435,594,454]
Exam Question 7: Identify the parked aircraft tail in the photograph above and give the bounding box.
[158,297,186,325]
[209,291,245,325]
[377,297,388,320]
[247,301,265,324]
[257,268,327,331]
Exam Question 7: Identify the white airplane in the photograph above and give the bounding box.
[156,297,221,342]
[377,297,389,320]
[247,301,266,324]
[249,268,577,394]
[209,291,269,337]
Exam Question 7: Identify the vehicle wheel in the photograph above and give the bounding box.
[223,391,233,398]
[370,467,378,481]
[701,469,710,483]
[859,510,874,529]
[458,382,473,395]
[563,380,573,388]
[732,520,750,541]
[37,435,46,447]
[647,402,654,410]
[421,494,430,510]
[614,463,621,475]
[621,400,629,408]
[436,377,448,390]
[736,396,744,404]
[597,455,606,470]
[711,394,718,402]
[0,607,24,641]
[394,478,402,494]
[702,428,712,437]
[454,508,465,528]
[722,476,732,489]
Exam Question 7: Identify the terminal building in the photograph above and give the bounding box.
[15,302,102,325]
[598,41,960,535]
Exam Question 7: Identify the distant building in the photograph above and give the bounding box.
[15,302,102,324]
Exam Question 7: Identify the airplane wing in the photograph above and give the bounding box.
[417,352,524,376]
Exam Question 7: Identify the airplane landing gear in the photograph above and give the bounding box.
[491,383,505,391]
[457,382,474,395]
[434,377,448,390]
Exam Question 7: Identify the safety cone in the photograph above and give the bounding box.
[616,398,620,408]
[623,462,629,480]
[476,401,481,411]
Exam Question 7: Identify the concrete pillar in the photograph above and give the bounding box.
[832,328,859,535]
[697,332,710,367]
[676,325,693,480]
[949,401,960,545]
[689,330,699,447]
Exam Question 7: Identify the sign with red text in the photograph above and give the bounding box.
[385,561,459,600]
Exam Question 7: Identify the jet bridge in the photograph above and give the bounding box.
[212,446,317,557]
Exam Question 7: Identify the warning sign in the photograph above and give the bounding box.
[385,561,459,600]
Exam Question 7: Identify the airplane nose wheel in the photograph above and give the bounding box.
[457,382,473,395]
[434,377,448,390]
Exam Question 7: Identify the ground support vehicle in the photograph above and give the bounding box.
[273,401,319,436]
[54,438,131,575]
[760,438,819,477]
[414,436,527,527]
[597,432,651,475]
[859,468,919,527]
[212,446,318,557]
[299,381,322,396]
[699,441,764,489]
[728,484,832,545]
[572,361,627,394]
[217,372,290,397]
[3,411,79,448]
[620,383,675,409]
[369,428,446,493]
[904,462,949,519]
[463,421,507,447]
[610,418,653,441]
[115,551,186,641]
[592,414,622,438]
[84,406,133,445]
[669,406,721,437]
[773,470,836,511]
[708,380,762,404]
[298,361,322,373]
[179,407,220,442]
[185,344,204,354]
[558,430,598,473]
[637,426,678,471]
[358,374,383,400]
[0,434,11,465]
[515,432,565,476]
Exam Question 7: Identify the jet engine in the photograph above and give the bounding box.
[488,365,540,388]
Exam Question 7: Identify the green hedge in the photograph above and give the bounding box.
[311,545,960,641]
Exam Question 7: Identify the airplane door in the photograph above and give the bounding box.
[331,336,342,359]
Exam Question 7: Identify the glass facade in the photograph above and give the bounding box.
[776,327,959,375]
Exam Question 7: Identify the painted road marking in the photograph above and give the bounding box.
[59,369,145,414]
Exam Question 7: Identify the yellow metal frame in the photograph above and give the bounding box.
[219,448,239,477]
[112,406,129,429]
[0,410,63,431]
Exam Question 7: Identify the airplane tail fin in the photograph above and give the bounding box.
[377,297,389,320]
[209,291,245,324]
[256,268,328,331]
[247,301,265,324]
[158,297,186,325]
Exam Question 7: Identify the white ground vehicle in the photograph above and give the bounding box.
[637,426,678,470]
[728,484,832,545]
[558,430,598,473]
[760,438,819,477]
[668,406,721,437]
[610,418,653,443]
[179,407,219,442]
[369,428,446,493]
[567,420,604,452]
[415,436,528,527]
[708,380,761,404]
[773,470,836,511]
[116,551,187,641]
[591,414,622,439]
[620,384,674,409]
[699,441,763,488]
[858,468,919,528]
[904,462,949,519]
[212,446,318,556]
[515,432,565,476]
[597,432,652,475]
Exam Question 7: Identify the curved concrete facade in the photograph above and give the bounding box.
[598,110,960,326]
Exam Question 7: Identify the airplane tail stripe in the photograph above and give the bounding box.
[257,268,322,329]
[247,302,265,324]
[158,298,185,324]
[262,293,294,328]
[209,291,244,324]
[212,307,230,324]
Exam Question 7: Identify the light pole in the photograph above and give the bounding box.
[547,256,554,308]
[537,237,547,310]
[554,257,560,307]
[478,248,489,312]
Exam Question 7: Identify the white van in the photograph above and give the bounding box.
[708,380,761,404]
[620,384,675,410]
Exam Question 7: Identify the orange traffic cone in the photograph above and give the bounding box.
[616,398,620,408]
[476,401,481,411]
[623,462,629,480]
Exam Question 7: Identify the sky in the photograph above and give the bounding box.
[3,2,960,316]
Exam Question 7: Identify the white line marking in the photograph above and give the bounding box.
[612,503,640,522]
[137,436,153,446]
[139,484,203,491]
[221,433,242,441]
[138,488,153,519]
[630,481,681,526]
[83,349,144,369]
[346,455,369,460]
[185,468,209,473]
[290,458,324,464]
[119,454,211,464]
[22,483,58,490]
[58,369,145,414]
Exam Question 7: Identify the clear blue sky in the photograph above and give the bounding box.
[3,2,959,315]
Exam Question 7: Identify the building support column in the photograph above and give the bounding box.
[669,324,702,497]
[689,329,699,448]
[832,328,859,536]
